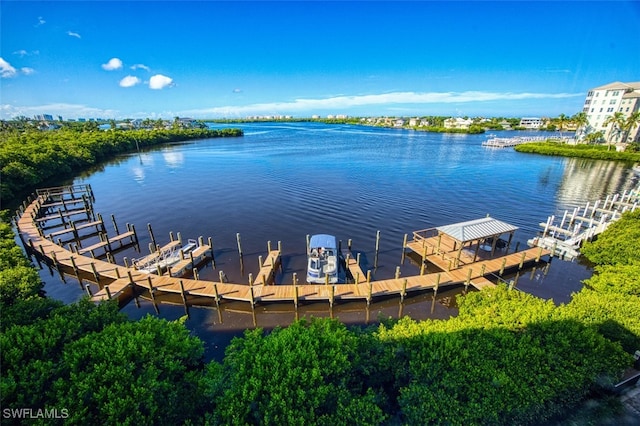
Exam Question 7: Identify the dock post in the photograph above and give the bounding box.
[146,276,157,304]
[249,285,255,311]
[401,234,407,264]
[105,285,112,300]
[420,259,426,276]
[395,266,401,279]
[262,274,266,286]
[123,257,130,268]
[306,234,310,253]
[374,230,381,269]
[84,283,93,297]
[179,280,188,313]
[465,268,472,292]
[258,255,263,269]
[147,223,156,249]
[111,214,120,234]
[519,252,527,270]
[28,240,42,268]
[434,273,441,297]
[236,233,243,257]
[329,285,335,308]
[213,283,220,309]
[367,270,371,283]
[481,264,486,276]
[67,256,82,284]
[401,279,407,303]
[267,240,272,253]
[355,272,360,284]
[536,246,543,262]
[293,282,298,310]
[367,280,372,306]
[293,272,298,286]
[499,258,507,276]
[356,252,361,266]
[249,273,254,287]
[348,238,352,251]
[209,237,215,268]
[90,262,100,284]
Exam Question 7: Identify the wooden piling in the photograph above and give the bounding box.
[105,285,112,300]
[236,233,243,256]
[499,258,507,276]
[85,284,93,297]
[536,246,543,262]
[400,279,407,303]
[179,280,188,309]
[147,223,156,248]
[395,266,401,279]
[519,251,527,269]
[374,230,381,268]
[209,236,215,267]
[90,262,100,284]
[70,256,81,284]
[147,276,157,305]
[212,283,220,309]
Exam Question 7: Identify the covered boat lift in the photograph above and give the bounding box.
[407,216,519,270]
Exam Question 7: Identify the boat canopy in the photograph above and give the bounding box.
[309,234,337,249]
[436,217,518,243]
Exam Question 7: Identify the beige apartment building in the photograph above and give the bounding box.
[581,81,640,143]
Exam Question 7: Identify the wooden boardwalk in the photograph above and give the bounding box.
[16,186,551,309]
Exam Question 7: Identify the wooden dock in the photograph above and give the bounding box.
[528,188,639,260]
[15,186,551,310]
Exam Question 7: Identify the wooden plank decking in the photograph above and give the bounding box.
[17,188,551,308]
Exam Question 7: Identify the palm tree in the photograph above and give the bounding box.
[556,113,567,139]
[571,112,589,142]
[584,130,604,145]
[621,111,640,143]
[603,112,625,150]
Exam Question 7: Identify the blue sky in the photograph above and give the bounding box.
[1,1,639,120]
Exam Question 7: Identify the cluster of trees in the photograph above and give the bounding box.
[1,205,638,423]
[514,141,640,162]
[0,127,243,201]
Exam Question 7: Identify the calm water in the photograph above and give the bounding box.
[33,122,639,361]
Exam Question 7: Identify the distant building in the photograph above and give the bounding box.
[519,117,543,129]
[443,117,473,129]
[581,81,640,143]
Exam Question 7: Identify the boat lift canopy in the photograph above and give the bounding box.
[436,217,518,244]
[435,216,519,263]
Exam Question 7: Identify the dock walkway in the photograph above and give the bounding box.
[16,186,551,309]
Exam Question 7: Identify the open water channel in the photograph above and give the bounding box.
[32,122,640,361]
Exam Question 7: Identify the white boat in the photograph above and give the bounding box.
[133,239,198,274]
[307,234,339,284]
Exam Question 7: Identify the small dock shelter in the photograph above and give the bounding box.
[407,217,519,270]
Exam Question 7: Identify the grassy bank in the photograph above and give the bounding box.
[515,141,640,162]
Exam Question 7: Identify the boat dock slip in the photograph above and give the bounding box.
[528,187,640,260]
[16,186,550,309]
[481,136,575,148]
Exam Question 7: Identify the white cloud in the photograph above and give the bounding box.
[21,67,36,75]
[13,50,28,57]
[102,58,123,71]
[149,74,173,90]
[35,17,46,27]
[67,31,81,39]
[232,88,242,93]
[179,90,582,117]
[0,58,17,78]
[131,64,150,72]
[119,75,141,88]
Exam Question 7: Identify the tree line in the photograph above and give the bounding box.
[0,127,243,201]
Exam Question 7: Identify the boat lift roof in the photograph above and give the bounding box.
[436,217,518,243]
[309,234,337,248]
